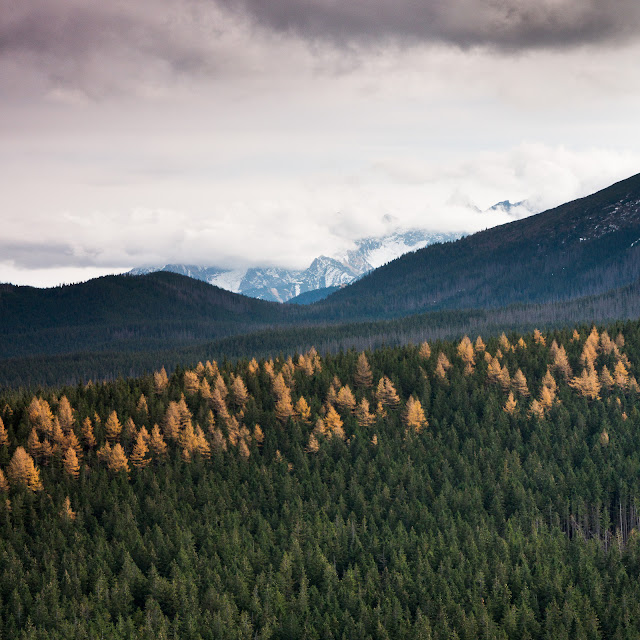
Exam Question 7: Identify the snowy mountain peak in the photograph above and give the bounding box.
[128,228,463,302]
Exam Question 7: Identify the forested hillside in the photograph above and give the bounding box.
[3,275,640,388]
[2,322,640,637]
[316,172,640,320]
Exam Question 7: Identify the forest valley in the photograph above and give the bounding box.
[2,321,640,638]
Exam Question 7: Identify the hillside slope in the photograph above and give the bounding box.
[315,172,640,320]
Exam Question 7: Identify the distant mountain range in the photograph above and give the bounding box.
[129,229,462,302]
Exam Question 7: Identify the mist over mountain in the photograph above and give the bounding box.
[130,229,462,302]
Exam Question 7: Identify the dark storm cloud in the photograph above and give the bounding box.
[222,0,640,49]
[2,0,640,95]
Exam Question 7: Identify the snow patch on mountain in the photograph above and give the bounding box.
[129,228,464,302]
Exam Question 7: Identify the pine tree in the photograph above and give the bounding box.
[8,447,43,491]
[63,447,80,479]
[108,443,130,475]
[105,410,122,441]
[355,352,373,388]
[404,397,428,433]
[130,429,151,469]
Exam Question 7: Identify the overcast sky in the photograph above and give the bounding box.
[2,0,640,287]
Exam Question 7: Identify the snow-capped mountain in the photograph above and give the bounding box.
[129,229,462,302]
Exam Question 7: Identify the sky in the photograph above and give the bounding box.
[2,0,640,287]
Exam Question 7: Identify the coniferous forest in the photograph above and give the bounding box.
[2,322,640,638]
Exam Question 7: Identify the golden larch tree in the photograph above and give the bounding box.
[297,354,314,376]
[306,433,320,453]
[247,358,260,375]
[275,388,295,423]
[336,386,357,413]
[63,447,80,479]
[154,367,169,394]
[533,329,546,345]
[571,329,581,342]
[475,336,486,352]
[194,425,211,459]
[123,417,137,441]
[230,374,249,408]
[355,398,375,428]
[205,360,219,378]
[27,428,42,459]
[529,399,545,420]
[419,341,432,359]
[569,368,601,400]
[184,370,200,396]
[600,366,615,390]
[57,396,75,432]
[8,447,43,491]
[81,417,96,449]
[457,336,475,374]
[503,392,517,415]
[615,333,625,348]
[516,337,527,350]
[404,397,428,434]
[253,424,264,446]
[0,470,8,492]
[130,429,151,469]
[324,405,345,440]
[435,352,451,380]
[61,496,76,521]
[600,429,610,446]
[238,438,251,459]
[0,417,9,448]
[512,369,529,396]
[600,331,615,355]
[108,443,130,475]
[542,370,557,395]
[614,361,629,389]
[553,345,572,380]
[499,333,511,352]
[105,410,122,441]
[200,378,213,401]
[355,352,373,388]
[163,402,181,441]
[136,394,149,415]
[295,397,312,423]
[149,424,168,458]
[376,377,400,407]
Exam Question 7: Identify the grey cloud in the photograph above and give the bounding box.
[222,0,640,49]
[3,0,640,99]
